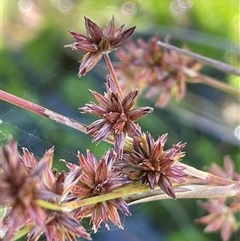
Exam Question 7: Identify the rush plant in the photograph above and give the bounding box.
[0,16,239,241]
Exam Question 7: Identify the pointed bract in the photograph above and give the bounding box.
[65,16,136,76]
[80,76,153,157]
[0,140,52,239]
[117,132,186,198]
[68,150,131,232]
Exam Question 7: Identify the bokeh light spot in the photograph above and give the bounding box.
[121,2,137,15]
[57,0,73,13]
[222,102,240,125]
[18,0,33,13]
[178,0,193,9]
[170,0,183,14]
[234,125,240,140]
[224,50,239,66]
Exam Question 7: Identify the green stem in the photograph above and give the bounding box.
[12,225,33,241]
[30,164,240,212]
[37,199,63,211]
[61,175,239,211]
[38,178,239,212]
[61,182,150,211]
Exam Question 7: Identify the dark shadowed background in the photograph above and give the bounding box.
[1,0,240,240]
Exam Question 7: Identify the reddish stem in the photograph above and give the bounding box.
[0,90,87,133]
[104,54,124,99]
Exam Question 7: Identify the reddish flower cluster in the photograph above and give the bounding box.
[116,37,203,106]
[2,13,240,241]
[65,16,135,77]
[116,132,186,198]
[196,156,240,241]
[65,150,131,233]
[80,76,153,157]
[196,198,239,241]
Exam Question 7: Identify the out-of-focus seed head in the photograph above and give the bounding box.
[196,157,240,241]
[196,198,239,241]
[209,156,240,182]
[116,37,203,106]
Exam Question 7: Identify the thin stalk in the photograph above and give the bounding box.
[37,199,63,211]
[161,52,240,98]
[104,54,124,99]
[45,165,238,212]
[184,69,240,98]
[0,89,117,146]
[157,41,240,76]
[0,89,87,133]
[180,163,238,185]
[196,73,240,97]
[127,183,240,205]
[61,182,149,211]
[39,180,239,212]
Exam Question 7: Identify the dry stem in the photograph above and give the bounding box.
[0,89,87,133]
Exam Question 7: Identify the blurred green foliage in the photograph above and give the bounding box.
[1,0,239,240]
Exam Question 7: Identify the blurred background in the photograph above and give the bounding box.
[1,0,240,240]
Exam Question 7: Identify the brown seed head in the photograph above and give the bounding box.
[70,149,131,232]
[26,159,91,241]
[0,140,91,241]
[64,16,135,77]
[119,132,186,198]
[80,76,153,157]
[0,140,53,240]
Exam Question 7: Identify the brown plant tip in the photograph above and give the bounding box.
[69,149,131,233]
[116,37,203,107]
[28,210,91,241]
[0,140,52,240]
[64,16,135,77]
[80,76,153,157]
[0,140,91,241]
[118,132,186,198]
